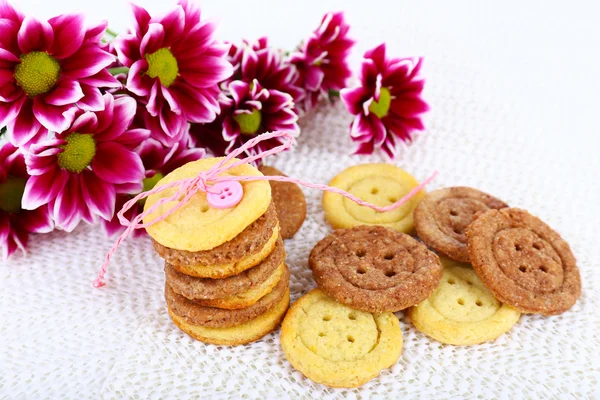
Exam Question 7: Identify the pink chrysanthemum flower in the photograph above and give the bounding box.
[195,79,299,158]
[102,135,204,238]
[0,143,53,259]
[289,11,354,111]
[224,37,304,106]
[341,43,429,159]
[114,0,233,140]
[22,94,149,232]
[0,1,119,147]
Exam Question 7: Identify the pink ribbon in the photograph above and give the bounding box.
[94,131,437,288]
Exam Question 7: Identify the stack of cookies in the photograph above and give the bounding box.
[143,158,290,346]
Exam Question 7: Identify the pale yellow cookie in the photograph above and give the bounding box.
[280,289,402,388]
[169,289,290,346]
[408,263,521,345]
[194,263,286,309]
[323,164,426,233]
[172,224,280,278]
[144,157,271,252]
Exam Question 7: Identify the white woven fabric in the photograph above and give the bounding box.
[2,1,600,399]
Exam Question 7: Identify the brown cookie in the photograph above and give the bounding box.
[259,165,306,239]
[309,225,443,313]
[414,187,508,262]
[153,203,278,266]
[165,236,285,301]
[466,208,581,315]
[165,264,290,328]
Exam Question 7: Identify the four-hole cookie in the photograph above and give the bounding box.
[414,186,508,262]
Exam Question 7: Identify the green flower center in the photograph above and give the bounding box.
[0,176,26,213]
[14,51,60,97]
[145,48,178,87]
[138,172,164,206]
[368,87,392,119]
[57,133,96,173]
[233,110,262,135]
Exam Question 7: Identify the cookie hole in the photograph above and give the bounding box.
[450,210,458,216]
[466,280,473,285]
[533,243,542,250]
[347,335,355,343]
[356,249,366,258]
[371,188,379,195]
[348,313,357,321]
[476,300,483,307]
[385,270,396,278]
[457,299,465,305]
[448,279,456,285]
[318,332,326,337]
[515,244,523,251]
[540,265,548,273]
[384,253,394,260]
[519,265,527,272]
[200,205,209,212]
[453,228,461,234]
[357,268,366,275]
[322,315,332,322]
[388,197,397,203]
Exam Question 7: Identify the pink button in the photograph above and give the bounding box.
[207,181,244,209]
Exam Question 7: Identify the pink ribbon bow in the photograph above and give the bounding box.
[94,131,437,288]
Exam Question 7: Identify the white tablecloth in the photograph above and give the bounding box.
[2,1,599,398]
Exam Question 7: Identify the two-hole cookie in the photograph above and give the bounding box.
[323,164,426,233]
[467,208,581,315]
[408,262,521,345]
[309,225,442,313]
[414,186,508,262]
[280,289,402,388]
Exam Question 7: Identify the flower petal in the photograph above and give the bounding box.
[179,56,233,88]
[92,142,144,184]
[20,205,54,233]
[43,79,84,106]
[113,33,141,67]
[157,5,185,46]
[52,175,85,232]
[170,82,219,123]
[60,44,115,78]
[32,98,75,133]
[125,59,150,96]
[22,167,69,210]
[17,17,54,53]
[140,23,165,56]
[131,2,151,36]
[48,13,85,59]
[80,169,116,221]
[77,84,105,112]
[0,93,25,129]
[95,95,136,141]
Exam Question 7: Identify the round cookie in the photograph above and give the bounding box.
[165,265,289,328]
[408,263,521,345]
[310,225,443,313]
[280,289,402,388]
[322,163,426,233]
[165,236,285,300]
[414,186,508,262]
[259,165,307,239]
[169,289,290,346]
[466,208,581,315]
[193,263,285,309]
[144,157,271,252]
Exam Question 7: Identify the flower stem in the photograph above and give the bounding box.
[105,28,119,38]
[108,66,129,76]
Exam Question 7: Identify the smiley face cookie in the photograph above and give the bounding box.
[323,164,426,233]
[414,187,508,262]
[310,225,443,313]
[280,289,402,388]
[408,263,521,345]
[466,208,581,315]
[144,157,271,252]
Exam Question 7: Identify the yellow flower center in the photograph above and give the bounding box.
[233,110,262,135]
[145,48,179,87]
[14,51,60,97]
[0,176,27,213]
[368,87,392,119]
[57,133,96,173]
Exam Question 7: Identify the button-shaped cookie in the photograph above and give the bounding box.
[280,289,402,388]
[466,208,581,315]
[408,262,521,345]
[323,163,426,233]
[309,225,442,313]
[414,186,508,262]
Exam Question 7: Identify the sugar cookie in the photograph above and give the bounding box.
[322,163,426,233]
[414,187,508,262]
[408,263,521,345]
[144,157,271,252]
[467,208,581,315]
[310,225,442,313]
[258,165,306,239]
[169,289,290,346]
[280,289,402,388]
